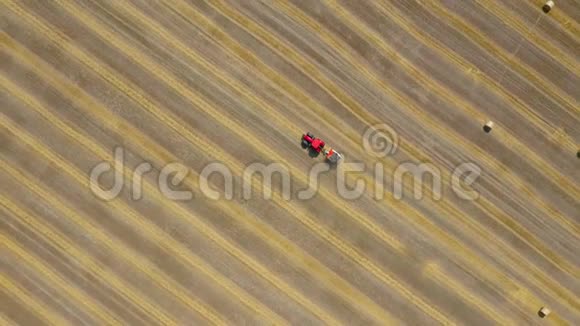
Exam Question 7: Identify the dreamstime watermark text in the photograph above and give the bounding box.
[88,124,481,202]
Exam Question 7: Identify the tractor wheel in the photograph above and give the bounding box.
[307,132,314,138]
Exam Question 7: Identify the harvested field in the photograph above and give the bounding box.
[0,0,579,324]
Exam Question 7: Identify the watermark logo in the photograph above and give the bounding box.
[88,123,481,202]
[362,123,399,157]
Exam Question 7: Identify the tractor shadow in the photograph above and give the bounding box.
[328,160,339,170]
[308,148,321,158]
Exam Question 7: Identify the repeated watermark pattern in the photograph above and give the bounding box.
[89,123,481,202]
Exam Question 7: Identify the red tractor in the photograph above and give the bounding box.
[302,132,343,163]
[302,132,325,153]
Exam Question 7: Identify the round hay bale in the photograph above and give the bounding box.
[543,1,555,13]
[538,307,551,318]
[483,121,494,133]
